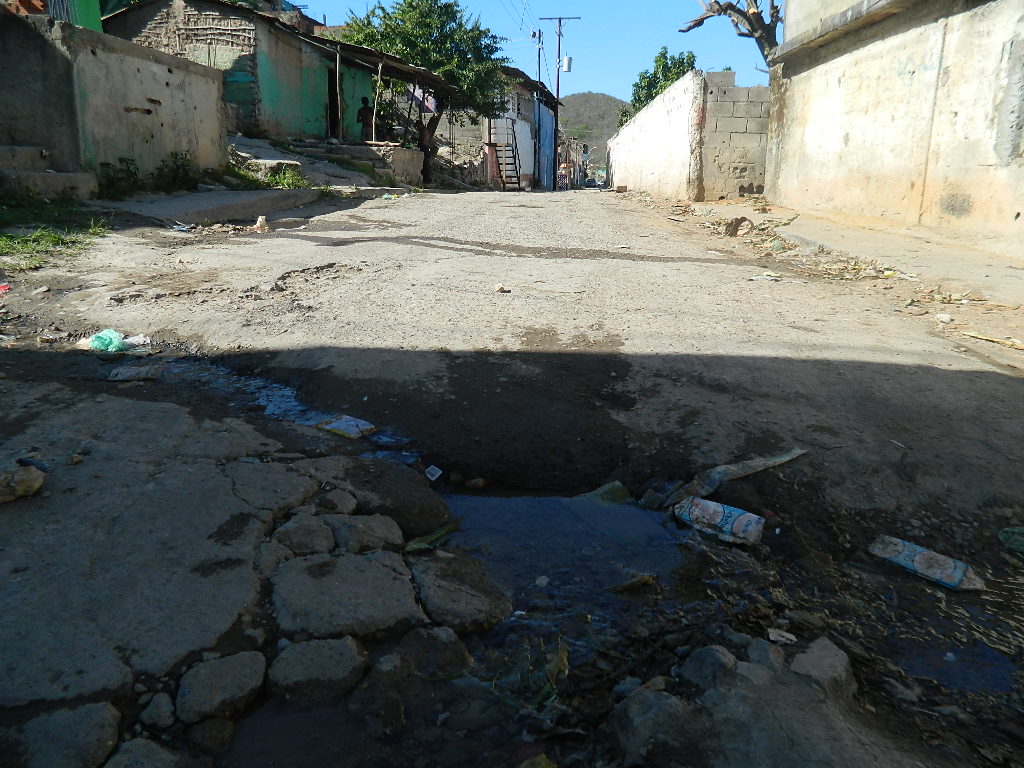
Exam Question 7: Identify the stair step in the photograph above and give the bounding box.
[0,145,50,172]
[0,170,97,199]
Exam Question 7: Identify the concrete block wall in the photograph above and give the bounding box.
[701,71,769,199]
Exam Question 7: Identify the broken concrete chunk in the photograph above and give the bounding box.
[408,552,512,633]
[138,691,175,729]
[223,460,319,519]
[681,645,737,690]
[790,637,856,701]
[272,513,335,555]
[745,637,786,673]
[268,637,367,702]
[271,552,427,638]
[256,540,294,576]
[16,702,120,768]
[175,651,266,723]
[185,718,236,755]
[102,738,182,768]
[322,513,404,553]
[609,687,692,767]
[0,465,46,505]
[345,459,451,537]
[347,653,415,738]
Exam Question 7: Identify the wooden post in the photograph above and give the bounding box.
[371,60,383,142]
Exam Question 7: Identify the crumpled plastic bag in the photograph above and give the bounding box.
[88,329,128,352]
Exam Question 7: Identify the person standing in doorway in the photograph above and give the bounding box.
[357,97,374,142]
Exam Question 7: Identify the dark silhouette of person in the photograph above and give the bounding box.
[357,97,374,142]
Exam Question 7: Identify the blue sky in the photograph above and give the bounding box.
[304,0,773,102]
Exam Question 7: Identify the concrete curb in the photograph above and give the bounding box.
[99,189,322,225]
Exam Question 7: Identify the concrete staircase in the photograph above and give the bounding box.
[0,145,98,199]
[282,141,394,174]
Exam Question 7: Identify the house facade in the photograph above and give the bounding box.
[767,0,1024,245]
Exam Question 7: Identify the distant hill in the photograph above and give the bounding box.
[559,92,628,170]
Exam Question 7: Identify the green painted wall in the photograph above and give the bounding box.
[255,24,329,138]
[341,65,373,141]
[71,0,103,31]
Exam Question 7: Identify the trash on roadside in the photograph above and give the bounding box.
[673,496,765,544]
[404,517,461,553]
[366,431,412,448]
[465,477,487,489]
[107,364,166,382]
[935,313,954,324]
[31,286,49,296]
[724,216,754,237]
[424,465,443,482]
[682,448,806,502]
[317,415,377,439]
[494,284,511,293]
[580,480,633,504]
[997,527,1024,557]
[87,329,128,353]
[124,334,151,348]
[959,331,1024,351]
[0,463,46,504]
[381,194,397,200]
[867,535,986,590]
[360,450,420,468]
[0,268,9,295]
[253,215,270,233]
[750,271,784,282]
[767,628,797,644]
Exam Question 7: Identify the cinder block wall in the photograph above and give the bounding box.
[700,71,769,199]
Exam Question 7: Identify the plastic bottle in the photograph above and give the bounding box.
[867,535,986,590]
[673,496,765,544]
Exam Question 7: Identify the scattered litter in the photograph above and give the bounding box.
[0,462,46,504]
[361,450,420,467]
[87,329,128,352]
[580,480,633,504]
[124,334,151,348]
[366,431,412,448]
[381,194,398,200]
[675,448,806,501]
[606,572,657,593]
[494,284,511,293]
[424,465,443,482]
[767,628,797,644]
[16,457,48,472]
[935,313,954,324]
[724,216,754,237]
[404,517,460,553]
[750,272,782,282]
[253,215,270,233]
[317,415,377,439]
[959,331,1024,351]
[867,535,986,590]
[673,496,765,544]
[31,286,50,295]
[0,283,10,295]
[889,439,907,449]
[107,364,166,382]
[168,222,191,232]
[998,527,1024,557]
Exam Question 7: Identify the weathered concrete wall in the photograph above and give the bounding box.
[0,15,225,175]
[340,65,373,141]
[784,0,863,39]
[607,71,767,201]
[383,146,423,186]
[769,0,1024,243]
[106,0,259,135]
[607,71,703,200]
[0,15,80,170]
[701,71,770,199]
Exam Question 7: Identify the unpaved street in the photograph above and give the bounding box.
[2,188,1023,766]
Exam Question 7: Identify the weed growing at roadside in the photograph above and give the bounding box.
[265,166,310,189]
[153,151,200,192]
[97,157,140,200]
[0,189,109,270]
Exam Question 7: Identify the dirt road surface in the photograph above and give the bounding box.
[2,188,1022,766]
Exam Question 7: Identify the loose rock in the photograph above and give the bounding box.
[103,738,182,768]
[318,488,358,514]
[681,645,737,690]
[396,626,473,678]
[139,691,175,729]
[223,460,319,520]
[175,651,266,723]
[746,638,786,673]
[343,459,451,537]
[609,687,692,767]
[347,653,415,737]
[268,637,367,702]
[0,465,46,504]
[790,637,856,701]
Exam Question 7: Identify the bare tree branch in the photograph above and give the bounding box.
[679,0,783,63]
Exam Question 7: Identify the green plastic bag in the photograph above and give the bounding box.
[999,527,1024,557]
[88,329,127,352]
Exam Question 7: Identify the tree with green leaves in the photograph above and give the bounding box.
[618,47,697,127]
[341,0,510,146]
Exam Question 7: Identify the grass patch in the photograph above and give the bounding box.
[222,165,273,190]
[264,166,310,189]
[0,189,109,270]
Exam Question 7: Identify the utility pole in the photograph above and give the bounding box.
[539,15,580,190]
[532,27,544,189]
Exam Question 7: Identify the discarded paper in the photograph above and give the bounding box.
[317,415,377,439]
[868,535,985,590]
[673,496,765,544]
